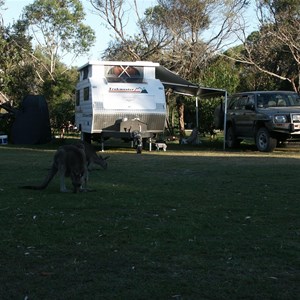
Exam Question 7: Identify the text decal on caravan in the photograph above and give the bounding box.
[109,87,148,94]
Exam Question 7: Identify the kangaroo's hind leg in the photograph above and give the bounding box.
[59,168,69,192]
[54,149,69,193]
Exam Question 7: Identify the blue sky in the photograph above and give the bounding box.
[2,0,257,67]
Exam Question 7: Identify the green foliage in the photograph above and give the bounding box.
[0,22,36,105]
[0,113,14,136]
[223,33,297,92]
[0,0,90,132]
[103,36,152,61]
[198,98,221,132]
[200,57,240,94]
[157,0,211,31]
[240,1,300,92]
[42,65,78,130]
[264,0,300,16]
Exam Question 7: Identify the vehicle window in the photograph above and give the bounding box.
[287,94,300,106]
[245,95,255,109]
[260,92,300,107]
[236,96,248,110]
[276,95,286,107]
[257,95,266,108]
[248,95,255,105]
[267,98,277,107]
[228,93,300,109]
[228,96,240,109]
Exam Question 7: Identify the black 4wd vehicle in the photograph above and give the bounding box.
[216,91,300,152]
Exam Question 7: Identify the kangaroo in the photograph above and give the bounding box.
[76,141,109,170]
[21,144,89,193]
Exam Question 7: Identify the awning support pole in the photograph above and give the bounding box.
[223,91,228,151]
[195,96,199,128]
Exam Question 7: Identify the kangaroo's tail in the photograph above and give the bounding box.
[20,164,58,190]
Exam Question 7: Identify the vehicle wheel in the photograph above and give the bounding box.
[256,127,277,152]
[226,126,240,148]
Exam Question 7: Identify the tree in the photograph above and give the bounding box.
[223,0,300,92]
[176,95,185,139]
[12,0,97,132]
[42,63,78,132]
[200,57,240,94]
[22,0,96,78]
[0,19,80,130]
[0,0,5,22]
[152,0,246,78]
[90,0,173,61]
[91,0,249,77]
[0,20,37,105]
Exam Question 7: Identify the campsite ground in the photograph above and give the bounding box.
[0,138,299,299]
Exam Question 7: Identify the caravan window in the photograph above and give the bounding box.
[105,65,144,83]
[83,87,90,101]
[82,66,89,80]
[76,90,80,106]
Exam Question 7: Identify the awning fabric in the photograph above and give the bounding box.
[155,66,226,98]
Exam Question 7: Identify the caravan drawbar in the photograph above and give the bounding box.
[75,61,167,147]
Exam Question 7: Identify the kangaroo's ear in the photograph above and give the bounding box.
[104,156,110,160]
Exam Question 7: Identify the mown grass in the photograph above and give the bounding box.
[0,140,299,299]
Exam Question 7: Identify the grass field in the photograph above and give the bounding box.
[0,139,299,299]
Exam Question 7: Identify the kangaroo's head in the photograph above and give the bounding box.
[71,169,86,193]
[94,155,110,170]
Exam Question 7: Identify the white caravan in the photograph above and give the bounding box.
[75,61,167,147]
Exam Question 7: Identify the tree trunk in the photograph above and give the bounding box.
[176,96,185,141]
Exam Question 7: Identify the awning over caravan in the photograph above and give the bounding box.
[155,65,226,98]
[155,65,228,150]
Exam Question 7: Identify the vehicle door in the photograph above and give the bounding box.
[233,94,256,137]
